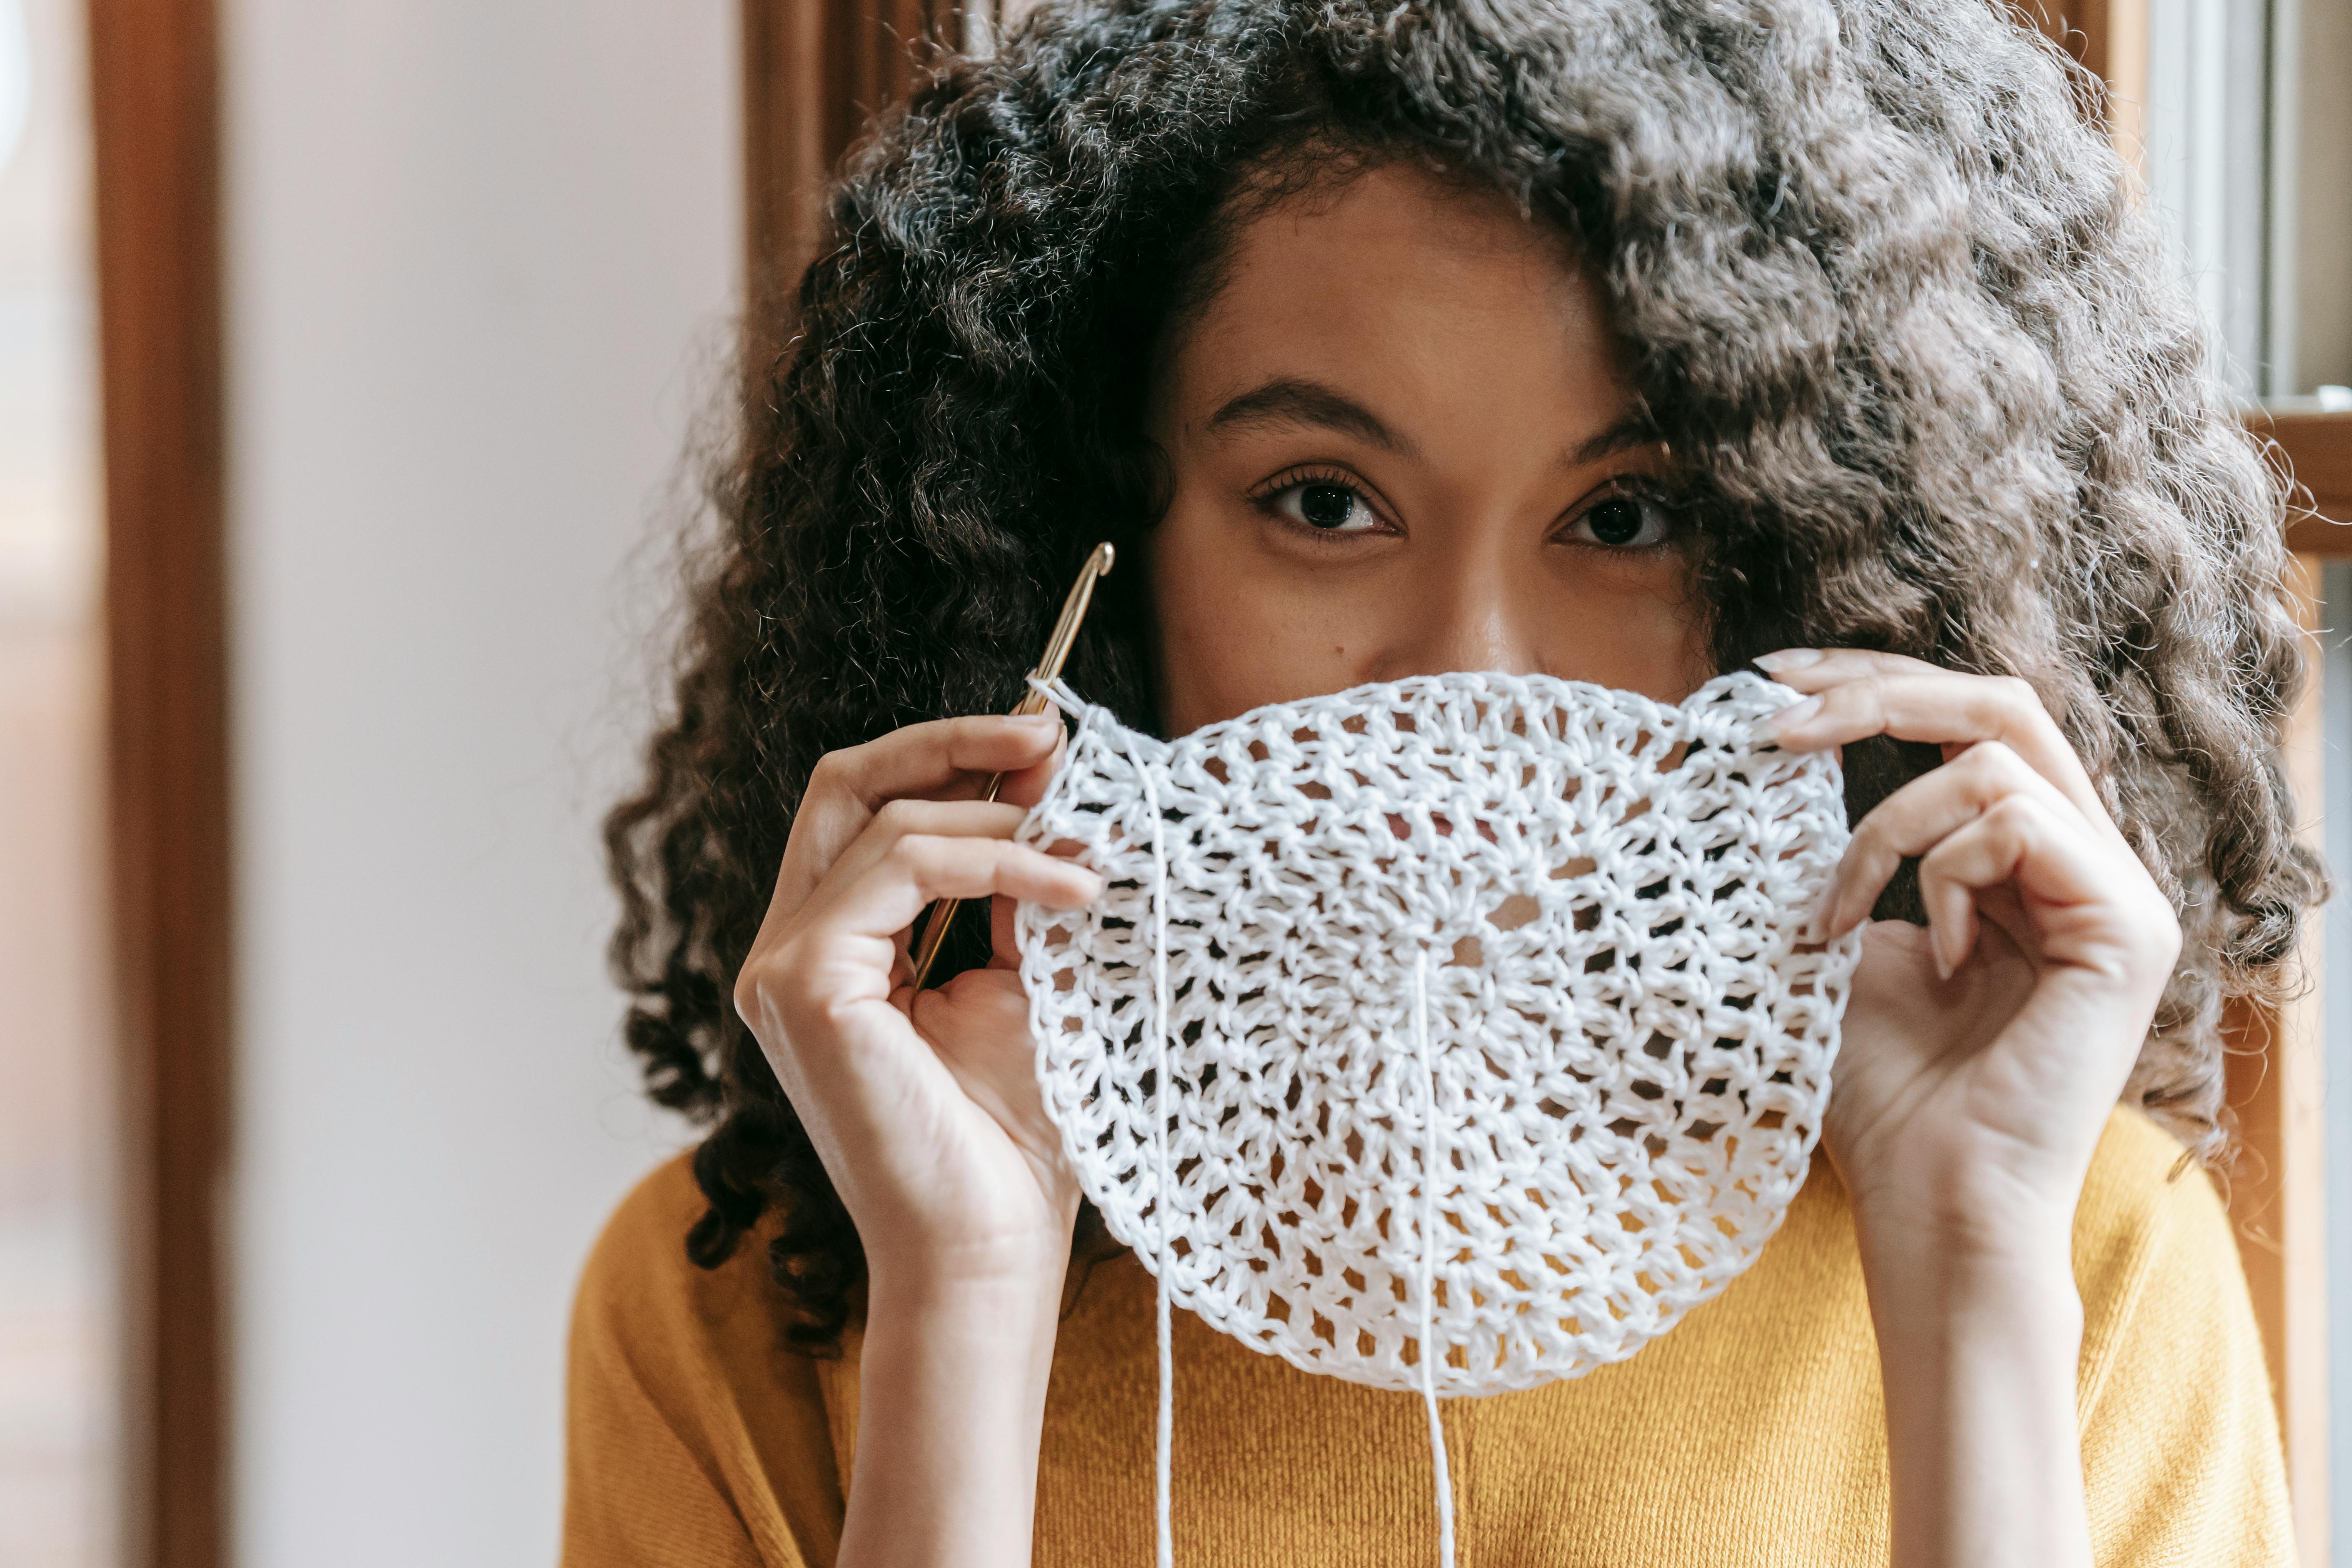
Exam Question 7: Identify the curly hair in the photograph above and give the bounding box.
[604,0,2323,1350]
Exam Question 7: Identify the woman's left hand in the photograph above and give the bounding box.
[1755,647,2182,1256]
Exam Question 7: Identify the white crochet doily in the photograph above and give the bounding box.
[1016,670,1860,1396]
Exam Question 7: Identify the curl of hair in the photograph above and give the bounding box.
[603,0,2324,1350]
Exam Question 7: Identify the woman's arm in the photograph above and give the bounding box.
[732,714,1099,1568]
[840,955,1077,1567]
[1858,1196,2090,1564]
[1759,649,2182,1568]
[846,1265,1070,1566]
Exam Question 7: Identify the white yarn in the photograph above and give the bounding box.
[1410,949,1454,1568]
[1128,737,1176,1568]
[1015,669,1859,1548]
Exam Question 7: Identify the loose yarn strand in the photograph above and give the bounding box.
[1137,758,1175,1568]
[1413,949,1456,1568]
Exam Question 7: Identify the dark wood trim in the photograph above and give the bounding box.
[2013,0,2147,165]
[85,1,230,1566]
[742,0,961,310]
[742,0,827,309]
[2020,0,2104,71]
[2250,409,2352,549]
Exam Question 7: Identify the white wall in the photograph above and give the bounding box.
[225,4,735,1563]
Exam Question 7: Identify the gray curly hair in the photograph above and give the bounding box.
[605,0,2322,1346]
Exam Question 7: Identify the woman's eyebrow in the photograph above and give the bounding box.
[1206,377,1420,458]
[1565,414,1665,468]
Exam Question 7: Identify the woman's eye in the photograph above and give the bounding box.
[1568,492,1673,548]
[1270,479,1381,533]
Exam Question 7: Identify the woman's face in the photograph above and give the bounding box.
[1146,160,1711,736]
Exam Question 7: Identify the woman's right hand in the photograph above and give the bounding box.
[735,713,1097,1566]
[730,712,1101,1299]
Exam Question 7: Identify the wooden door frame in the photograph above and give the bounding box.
[85,1,230,1567]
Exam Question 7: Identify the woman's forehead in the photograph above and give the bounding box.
[1159,162,1635,451]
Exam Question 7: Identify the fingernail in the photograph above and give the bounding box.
[1930,926,1955,981]
[1753,648,1824,672]
[1011,714,1059,733]
[1758,696,1821,741]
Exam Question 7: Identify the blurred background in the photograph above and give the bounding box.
[3,0,736,1562]
[0,2,2346,1566]
[2,0,107,1558]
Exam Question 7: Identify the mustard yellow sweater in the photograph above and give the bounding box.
[562,1108,2293,1566]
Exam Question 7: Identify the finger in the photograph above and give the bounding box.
[1912,794,2128,979]
[975,726,1073,975]
[1755,646,1939,689]
[908,965,1034,1071]
[979,870,1072,971]
[1968,882,2038,976]
[776,714,1065,908]
[996,720,1069,812]
[818,713,1065,811]
[797,798,1056,999]
[818,835,1103,946]
[819,798,1032,896]
[1818,742,2078,936]
[1756,654,2107,831]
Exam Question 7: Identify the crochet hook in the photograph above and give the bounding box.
[907,540,1115,992]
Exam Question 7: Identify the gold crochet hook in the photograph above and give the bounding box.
[907,541,1115,992]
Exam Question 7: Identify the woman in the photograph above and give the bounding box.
[569,2,2316,1563]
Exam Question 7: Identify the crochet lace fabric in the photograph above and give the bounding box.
[1017,670,1861,1400]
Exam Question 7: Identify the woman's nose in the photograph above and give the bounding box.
[1381,552,1541,679]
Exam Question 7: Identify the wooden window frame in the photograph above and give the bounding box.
[85,1,230,1566]
[2264,409,2352,537]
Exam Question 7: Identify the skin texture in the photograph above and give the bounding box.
[1147,167,1708,727]
[727,165,2179,1568]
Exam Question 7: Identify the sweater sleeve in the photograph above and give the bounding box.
[562,1151,849,1568]
[2072,1110,2297,1568]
